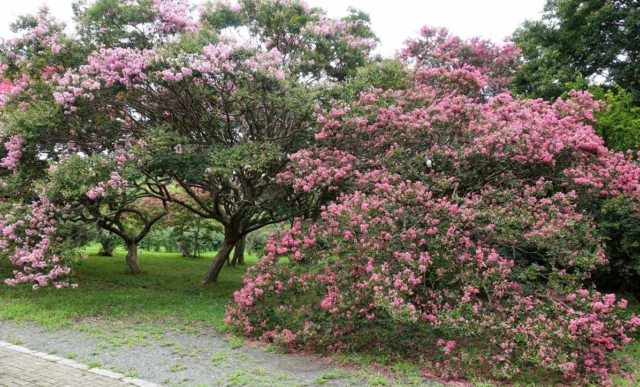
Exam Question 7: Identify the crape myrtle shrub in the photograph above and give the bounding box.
[227,27,640,384]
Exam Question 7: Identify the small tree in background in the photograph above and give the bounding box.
[47,153,169,274]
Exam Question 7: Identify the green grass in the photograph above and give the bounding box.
[84,360,101,368]
[0,244,257,331]
[314,369,351,385]
[227,336,246,349]
[169,363,188,372]
[211,351,228,363]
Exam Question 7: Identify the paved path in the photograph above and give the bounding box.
[0,342,156,387]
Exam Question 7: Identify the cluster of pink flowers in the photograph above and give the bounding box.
[227,27,640,385]
[151,0,199,35]
[202,0,375,70]
[401,26,521,93]
[53,40,288,115]
[0,135,23,172]
[1,197,74,288]
[278,148,356,192]
[86,150,131,200]
[0,76,28,107]
[53,48,158,110]
[301,14,376,51]
[6,6,66,56]
[0,79,11,107]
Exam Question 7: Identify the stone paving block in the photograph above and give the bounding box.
[5,345,35,354]
[32,352,64,361]
[56,359,89,370]
[122,377,162,387]
[0,345,134,387]
[88,367,125,379]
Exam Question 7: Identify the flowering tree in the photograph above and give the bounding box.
[46,152,169,274]
[55,0,375,284]
[0,0,376,285]
[226,29,640,384]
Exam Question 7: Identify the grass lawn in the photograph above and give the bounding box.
[0,244,254,331]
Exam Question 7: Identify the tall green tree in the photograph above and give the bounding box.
[513,0,640,102]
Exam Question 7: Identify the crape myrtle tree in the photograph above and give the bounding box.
[227,28,640,384]
[0,4,180,279]
[0,0,377,286]
[0,7,97,286]
[51,0,377,284]
[47,152,170,274]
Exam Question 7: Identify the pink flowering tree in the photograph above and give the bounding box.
[400,26,521,95]
[47,0,376,284]
[46,152,169,274]
[0,0,376,285]
[226,29,640,384]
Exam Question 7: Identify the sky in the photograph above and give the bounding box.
[0,0,547,55]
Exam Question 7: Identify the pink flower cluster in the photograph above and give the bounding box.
[151,0,199,35]
[53,40,288,114]
[302,14,376,50]
[5,6,66,56]
[0,75,28,108]
[86,150,131,200]
[401,26,521,93]
[278,148,356,192]
[1,197,74,288]
[0,135,23,172]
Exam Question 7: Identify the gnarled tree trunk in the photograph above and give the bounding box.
[125,240,141,275]
[98,230,114,256]
[99,238,114,256]
[230,236,245,267]
[201,230,239,285]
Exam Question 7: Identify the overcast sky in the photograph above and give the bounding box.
[0,0,546,55]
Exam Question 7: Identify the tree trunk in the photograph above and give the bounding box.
[125,240,141,274]
[175,239,192,257]
[194,220,200,258]
[201,232,238,285]
[99,237,114,257]
[230,236,245,267]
